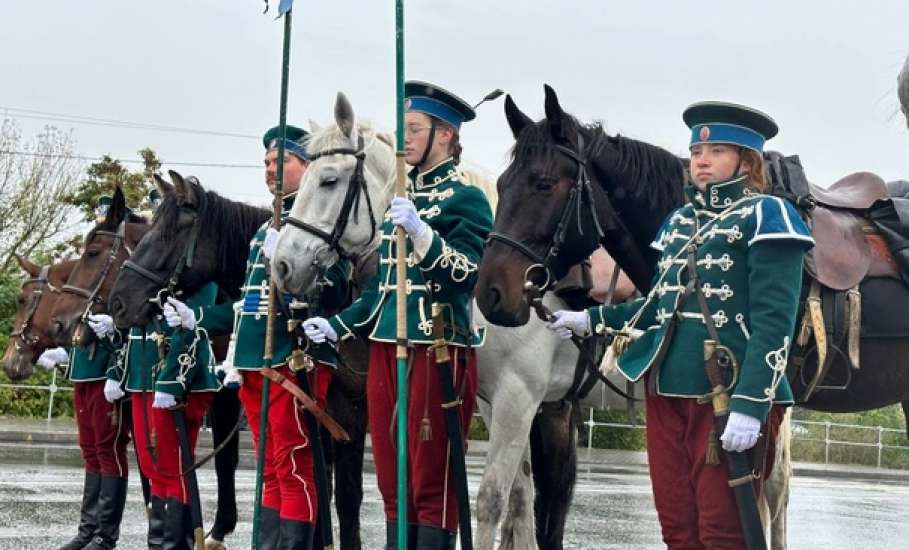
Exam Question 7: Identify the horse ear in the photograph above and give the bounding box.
[105,187,128,227]
[154,173,174,200]
[309,119,322,133]
[543,84,565,141]
[14,254,40,277]
[334,92,358,144]
[504,95,533,139]
[170,170,197,207]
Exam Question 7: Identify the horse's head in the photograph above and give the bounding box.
[273,92,395,295]
[3,256,76,380]
[476,85,684,326]
[49,187,149,345]
[109,171,252,328]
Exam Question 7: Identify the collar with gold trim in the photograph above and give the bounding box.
[409,158,458,190]
[684,175,753,212]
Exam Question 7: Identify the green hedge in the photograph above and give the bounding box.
[0,367,74,418]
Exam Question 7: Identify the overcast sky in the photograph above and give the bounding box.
[3,1,909,212]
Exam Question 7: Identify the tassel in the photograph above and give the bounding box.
[705,427,720,466]
[419,417,432,441]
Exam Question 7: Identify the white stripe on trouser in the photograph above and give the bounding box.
[112,399,125,477]
[291,398,314,519]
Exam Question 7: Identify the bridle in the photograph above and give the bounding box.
[122,192,204,308]
[283,135,377,261]
[486,134,606,290]
[10,265,60,350]
[61,222,129,335]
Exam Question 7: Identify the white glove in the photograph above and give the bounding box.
[103,379,125,403]
[720,411,762,452]
[163,297,196,330]
[262,227,280,260]
[152,391,177,409]
[389,197,429,240]
[220,366,243,389]
[36,347,69,370]
[545,310,590,339]
[87,314,115,338]
[303,317,338,343]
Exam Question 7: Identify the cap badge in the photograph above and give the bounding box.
[699,126,711,141]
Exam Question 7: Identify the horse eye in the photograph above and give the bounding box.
[86,249,100,258]
[534,178,555,192]
[320,177,339,187]
[16,296,25,306]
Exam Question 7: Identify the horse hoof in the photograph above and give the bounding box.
[205,536,227,550]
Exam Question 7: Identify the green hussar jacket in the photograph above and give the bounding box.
[328,158,493,346]
[109,282,221,395]
[69,343,117,382]
[233,193,352,370]
[589,177,814,421]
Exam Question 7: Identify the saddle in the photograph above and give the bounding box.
[803,172,894,291]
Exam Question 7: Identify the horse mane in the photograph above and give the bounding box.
[84,210,148,243]
[154,181,270,293]
[511,114,684,214]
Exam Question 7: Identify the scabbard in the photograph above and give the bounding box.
[260,366,350,442]
[172,406,205,550]
[431,304,473,550]
[295,369,334,550]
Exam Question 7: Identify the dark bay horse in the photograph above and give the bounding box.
[107,172,371,550]
[3,255,77,380]
[476,85,909,422]
[46,186,243,544]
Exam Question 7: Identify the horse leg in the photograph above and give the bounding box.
[764,409,792,550]
[475,378,541,550]
[205,388,241,548]
[528,399,577,550]
[498,444,536,550]
[329,385,367,550]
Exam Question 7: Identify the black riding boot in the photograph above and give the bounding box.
[386,521,419,550]
[147,496,166,550]
[162,499,192,550]
[258,506,282,550]
[414,524,456,550]
[277,518,314,550]
[82,476,128,550]
[57,471,102,550]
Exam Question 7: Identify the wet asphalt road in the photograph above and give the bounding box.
[1,462,908,549]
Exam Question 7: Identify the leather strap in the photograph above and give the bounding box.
[259,367,350,441]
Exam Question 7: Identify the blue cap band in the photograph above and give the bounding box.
[689,123,765,153]
[406,96,465,129]
[268,138,310,161]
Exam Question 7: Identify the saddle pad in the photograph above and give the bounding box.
[804,207,870,290]
[809,172,889,210]
[860,276,909,339]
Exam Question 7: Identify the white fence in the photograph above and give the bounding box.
[581,407,909,469]
[0,368,71,421]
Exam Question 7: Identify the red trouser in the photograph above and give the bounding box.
[240,364,332,523]
[152,392,215,503]
[368,342,478,531]
[74,380,130,477]
[645,381,784,550]
[132,391,161,490]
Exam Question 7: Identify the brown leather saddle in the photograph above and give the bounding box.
[804,172,893,290]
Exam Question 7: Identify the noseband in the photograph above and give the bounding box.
[486,135,606,290]
[122,193,204,307]
[283,135,377,260]
[62,222,129,324]
[10,265,60,349]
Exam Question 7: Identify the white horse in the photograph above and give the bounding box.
[271,92,792,550]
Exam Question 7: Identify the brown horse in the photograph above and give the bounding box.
[3,255,77,380]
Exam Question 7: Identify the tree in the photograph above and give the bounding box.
[0,119,82,270]
[65,147,161,221]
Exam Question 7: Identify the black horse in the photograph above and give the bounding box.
[477,85,909,436]
[108,172,370,549]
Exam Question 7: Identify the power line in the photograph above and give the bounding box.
[1,149,261,169]
[0,106,260,140]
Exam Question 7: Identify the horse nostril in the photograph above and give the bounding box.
[276,260,290,281]
[486,286,503,311]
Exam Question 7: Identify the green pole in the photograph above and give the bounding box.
[252,8,293,549]
[394,1,409,549]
